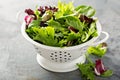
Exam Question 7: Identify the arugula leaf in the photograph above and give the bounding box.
[101,70,113,77]
[75,5,96,17]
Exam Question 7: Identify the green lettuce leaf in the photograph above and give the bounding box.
[65,16,83,32]
[28,18,41,28]
[88,22,98,37]
[87,43,107,57]
[101,70,113,77]
[27,27,59,46]
[81,31,89,42]
[67,31,80,41]
[75,5,96,17]
[47,19,64,30]
[54,1,74,19]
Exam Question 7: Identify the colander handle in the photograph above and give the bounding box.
[16,10,24,24]
[92,31,109,45]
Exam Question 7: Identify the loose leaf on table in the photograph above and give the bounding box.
[101,70,113,77]
[87,43,107,57]
[77,55,95,80]
[77,63,95,80]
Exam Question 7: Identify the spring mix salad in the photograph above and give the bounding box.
[24,1,98,47]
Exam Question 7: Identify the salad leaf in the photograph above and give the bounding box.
[25,1,98,47]
[81,31,89,42]
[47,19,64,30]
[34,8,41,19]
[27,27,59,46]
[42,10,53,21]
[54,1,74,19]
[77,55,95,80]
[101,70,113,77]
[65,16,83,32]
[88,22,98,37]
[28,18,41,28]
[77,53,113,80]
[87,43,107,57]
[75,5,96,17]
[77,63,95,80]
[67,31,80,41]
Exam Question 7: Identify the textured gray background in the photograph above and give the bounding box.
[0,0,120,80]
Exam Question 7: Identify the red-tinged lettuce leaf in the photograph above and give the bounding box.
[25,9,34,15]
[24,15,34,26]
[94,59,106,75]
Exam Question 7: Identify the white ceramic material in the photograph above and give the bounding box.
[20,19,109,72]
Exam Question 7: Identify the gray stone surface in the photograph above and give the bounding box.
[0,0,120,80]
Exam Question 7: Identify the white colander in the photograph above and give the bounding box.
[21,19,109,72]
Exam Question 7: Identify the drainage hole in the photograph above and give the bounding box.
[60,59,62,62]
[64,55,67,57]
[64,52,67,54]
[55,52,57,53]
[55,58,57,60]
[59,51,62,53]
[59,54,62,55]
[55,55,57,57]
[68,53,70,55]
[51,53,54,55]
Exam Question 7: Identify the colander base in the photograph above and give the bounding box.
[36,53,86,72]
